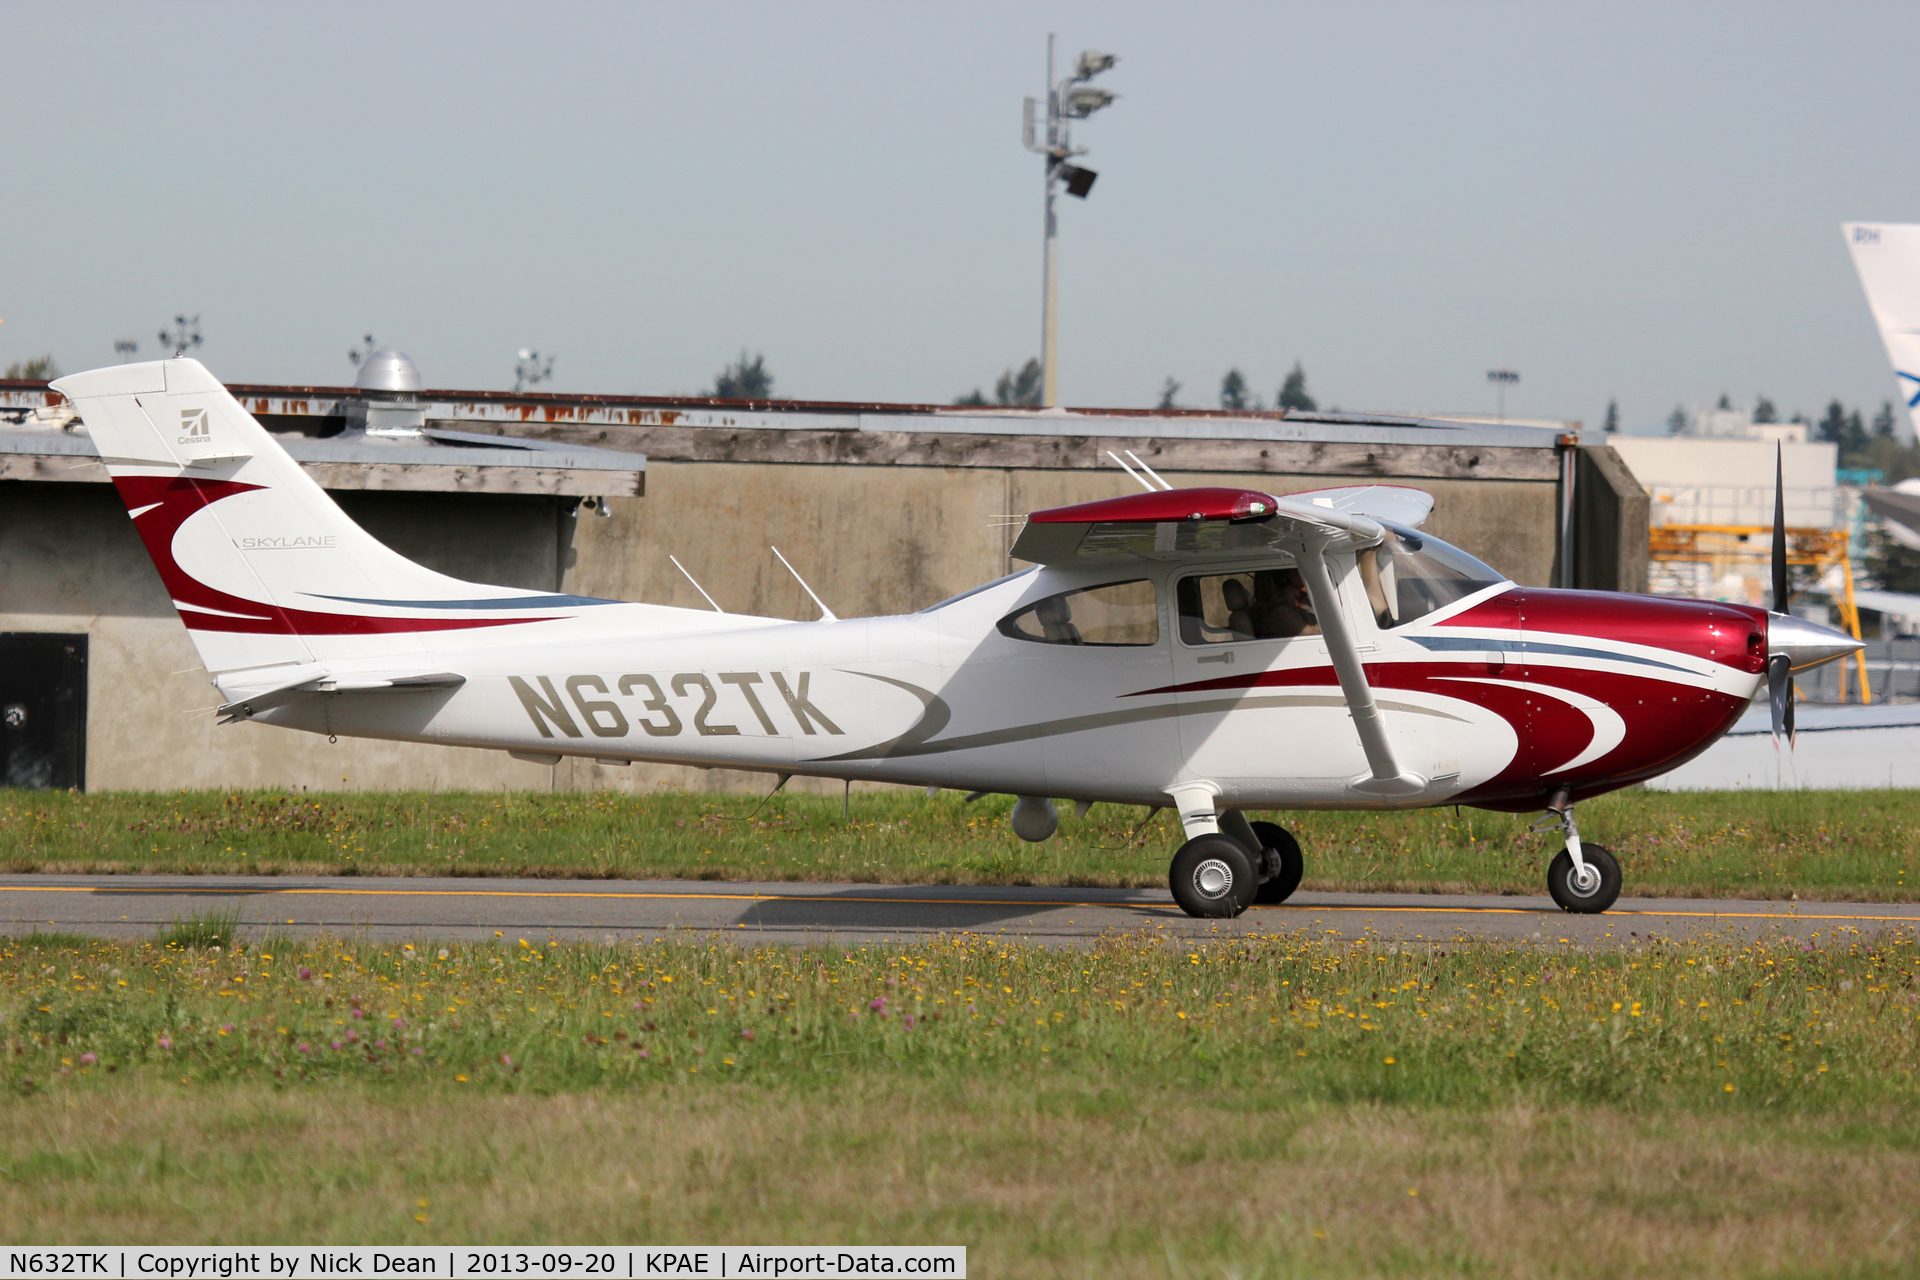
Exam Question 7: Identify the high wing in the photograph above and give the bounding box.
[1011,483,1430,798]
[1007,485,1430,565]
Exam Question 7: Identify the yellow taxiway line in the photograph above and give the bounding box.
[0,882,1916,923]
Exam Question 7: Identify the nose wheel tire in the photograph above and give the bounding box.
[1169,834,1258,919]
[1547,843,1621,914]
[1248,821,1305,905]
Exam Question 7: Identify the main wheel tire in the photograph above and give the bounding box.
[1547,843,1621,914]
[1169,834,1258,919]
[1249,821,1305,905]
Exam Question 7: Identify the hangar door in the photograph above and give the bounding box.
[1,633,88,791]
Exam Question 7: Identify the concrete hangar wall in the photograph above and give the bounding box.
[0,377,1646,795]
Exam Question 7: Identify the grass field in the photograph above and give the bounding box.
[3,926,1918,1274]
[3,785,1919,902]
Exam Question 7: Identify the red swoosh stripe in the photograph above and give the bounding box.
[114,476,560,636]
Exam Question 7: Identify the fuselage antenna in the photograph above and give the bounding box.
[1123,449,1174,491]
[669,555,725,613]
[771,546,838,622]
[1106,449,1158,493]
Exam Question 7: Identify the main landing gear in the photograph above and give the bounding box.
[1536,792,1621,914]
[1167,808,1304,919]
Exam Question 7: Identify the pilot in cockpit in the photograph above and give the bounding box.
[1251,568,1319,639]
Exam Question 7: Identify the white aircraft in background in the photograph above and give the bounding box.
[1845,221,1920,439]
[52,360,1861,918]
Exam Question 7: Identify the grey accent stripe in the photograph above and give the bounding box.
[811,689,1466,763]
[812,672,954,761]
[1410,635,1693,674]
[306,593,617,610]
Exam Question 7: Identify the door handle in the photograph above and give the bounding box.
[1196,651,1235,665]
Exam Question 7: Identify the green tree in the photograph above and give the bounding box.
[1666,405,1688,435]
[708,351,773,399]
[1156,377,1181,410]
[1866,526,1920,593]
[1754,396,1778,424]
[1873,401,1897,439]
[1601,399,1619,434]
[1816,400,1848,446]
[4,355,58,380]
[957,359,1043,407]
[1219,369,1250,411]
[1716,392,1732,410]
[995,359,1043,407]
[1277,362,1316,412]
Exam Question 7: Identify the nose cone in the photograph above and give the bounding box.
[1769,613,1864,673]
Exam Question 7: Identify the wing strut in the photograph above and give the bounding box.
[1296,535,1427,797]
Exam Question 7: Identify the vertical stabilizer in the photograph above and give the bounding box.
[50,358,616,674]
[1843,222,1920,439]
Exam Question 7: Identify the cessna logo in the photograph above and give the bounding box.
[177,407,209,444]
[509,672,844,740]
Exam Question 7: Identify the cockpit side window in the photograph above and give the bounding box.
[1177,568,1321,645]
[998,579,1160,646]
[1357,523,1506,628]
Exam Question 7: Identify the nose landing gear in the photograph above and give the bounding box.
[1537,792,1621,914]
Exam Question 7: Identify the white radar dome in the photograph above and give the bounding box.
[352,348,423,393]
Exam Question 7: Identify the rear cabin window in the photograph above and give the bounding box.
[998,579,1160,646]
[1357,524,1505,628]
[1177,569,1321,645]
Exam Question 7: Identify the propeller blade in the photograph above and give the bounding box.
[1767,652,1796,749]
[1771,442,1789,614]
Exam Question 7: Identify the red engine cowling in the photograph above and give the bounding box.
[1444,589,1766,811]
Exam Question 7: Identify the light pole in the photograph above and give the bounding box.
[1487,368,1520,421]
[1024,36,1118,408]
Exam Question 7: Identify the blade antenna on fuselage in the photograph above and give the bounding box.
[670,555,725,613]
[1105,450,1158,493]
[772,546,838,622]
[1123,450,1174,491]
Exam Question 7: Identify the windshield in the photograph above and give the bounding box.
[1357,523,1505,628]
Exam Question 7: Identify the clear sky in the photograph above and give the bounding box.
[4,1,1916,432]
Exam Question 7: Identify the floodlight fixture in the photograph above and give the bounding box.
[1021,33,1121,407]
[1075,50,1117,79]
[1064,85,1117,118]
[1058,163,1097,198]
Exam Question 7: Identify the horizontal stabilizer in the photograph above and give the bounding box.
[216,667,467,723]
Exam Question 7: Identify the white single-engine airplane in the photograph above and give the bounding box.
[53,359,1865,917]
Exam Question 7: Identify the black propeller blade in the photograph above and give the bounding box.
[1768,653,1795,747]
[1771,442,1789,614]
[1768,442,1795,747]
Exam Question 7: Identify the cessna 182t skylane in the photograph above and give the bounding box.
[52,359,1865,917]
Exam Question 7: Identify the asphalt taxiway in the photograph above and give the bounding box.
[2,875,1915,948]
